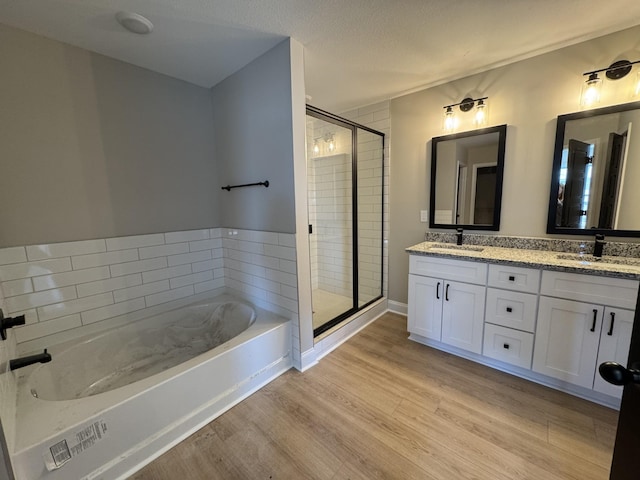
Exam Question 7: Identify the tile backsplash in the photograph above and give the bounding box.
[0,228,299,348]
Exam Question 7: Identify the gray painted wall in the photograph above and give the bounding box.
[212,39,297,234]
[0,25,219,247]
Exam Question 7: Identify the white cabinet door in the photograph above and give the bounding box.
[441,281,486,354]
[408,274,443,340]
[532,297,603,389]
[593,307,635,398]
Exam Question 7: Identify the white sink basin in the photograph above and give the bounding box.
[556,253,640,267]
[428,244,484,253]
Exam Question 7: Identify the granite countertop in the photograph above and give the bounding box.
[406,241,640,280]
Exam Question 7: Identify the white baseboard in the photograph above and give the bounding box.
[387,300,407,316]
[299,348,318,372]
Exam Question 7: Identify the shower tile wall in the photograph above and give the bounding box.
[342,101,390,300]
[307,120,354,299]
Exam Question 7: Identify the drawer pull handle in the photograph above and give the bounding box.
[445,283,450,301]
[590,309,598,332]
[436,282,441,300]
[506,307,513,313]
[508,275,515,281]
[503,343,510,349]
[608,312,616,336]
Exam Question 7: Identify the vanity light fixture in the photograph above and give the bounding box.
[580,59,640,106]
[442,97,488,132]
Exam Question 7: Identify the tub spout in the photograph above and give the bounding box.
[10,349,52,371]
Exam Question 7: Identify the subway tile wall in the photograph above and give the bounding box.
[0,229,225,345]
[221,228,300,364]
[0,228,300,354]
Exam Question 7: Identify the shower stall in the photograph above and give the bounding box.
[306,106,385,337]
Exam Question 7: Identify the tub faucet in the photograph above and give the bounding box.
[0,309,25,340]
[10,349,51,371]
[456,227,464,246]
[594,234,606,258]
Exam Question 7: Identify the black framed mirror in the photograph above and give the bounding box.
[547,101,640,237]
[429,124,507,230]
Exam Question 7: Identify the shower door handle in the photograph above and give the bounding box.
[308,224,313,234]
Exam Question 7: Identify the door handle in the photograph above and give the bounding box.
[445,284,450,301]
[590,309,597,332]
[599,361,640,386]
[436,282,440,300]
[607,312,615,336]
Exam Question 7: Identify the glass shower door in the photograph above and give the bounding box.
[307,106,384,337]
[306,115,354,334]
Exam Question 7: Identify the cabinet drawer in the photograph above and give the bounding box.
[487,264,540,293]
[483,323,534,369]
[409,255,487,285]
[541,270,639,309]
[485,288,537,332]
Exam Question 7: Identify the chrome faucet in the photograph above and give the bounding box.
[10,349,52,371]
[456,227,464,246]
[594,234,606,258]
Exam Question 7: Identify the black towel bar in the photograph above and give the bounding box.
[221,180,269,191]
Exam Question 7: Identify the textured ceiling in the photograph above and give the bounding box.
[2,0,640,111]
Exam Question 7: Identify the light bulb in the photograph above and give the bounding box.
[443,106,457,132]
[474,100,488,127]
[581,73,602,107]
[634,71,640,97]
[328,139,336,152]
[313,141,320,155]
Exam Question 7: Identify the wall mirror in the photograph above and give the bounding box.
[547,101,640,237]
[430,124,507,230]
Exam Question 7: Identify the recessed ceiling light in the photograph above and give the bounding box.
[115,11,153,35]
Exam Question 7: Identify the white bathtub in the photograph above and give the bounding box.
[10,293,292,480]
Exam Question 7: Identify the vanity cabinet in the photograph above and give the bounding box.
[532,271,638,397]
[407,251,640,405]
[482,264,540,369]
[408,256,486,354]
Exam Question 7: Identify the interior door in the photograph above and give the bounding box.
[561,139,590,227]
[599,292,640,480]
[598,132,625,229]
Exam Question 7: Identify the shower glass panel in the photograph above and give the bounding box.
[356,128,384,307]
[307,116,354,333]
[306,106,384,337]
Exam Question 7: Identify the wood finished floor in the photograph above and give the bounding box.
[131,313,618,480]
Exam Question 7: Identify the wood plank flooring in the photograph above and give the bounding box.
[131,313,618,480]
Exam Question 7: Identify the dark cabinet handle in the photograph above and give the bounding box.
[590,309,598,332]
[503,343,510,349]
[506,307,513,313]
[436,282,441,300]
[607,312,615,336]
[445,283,450,301]
[508,275,515,281]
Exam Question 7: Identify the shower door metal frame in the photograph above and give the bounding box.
[307,105,385,337]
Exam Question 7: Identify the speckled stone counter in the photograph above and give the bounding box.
[406,240,640,280]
